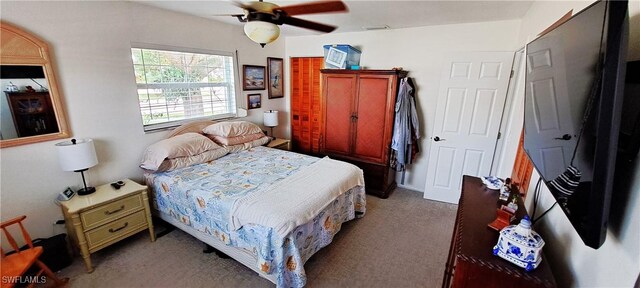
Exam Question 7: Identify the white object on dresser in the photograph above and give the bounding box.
[60,178,155,273]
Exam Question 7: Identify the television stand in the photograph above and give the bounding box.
[442,176,556,287]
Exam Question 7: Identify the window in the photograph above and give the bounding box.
[131,45,237,131]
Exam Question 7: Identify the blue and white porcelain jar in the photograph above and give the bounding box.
[493,215,545,271]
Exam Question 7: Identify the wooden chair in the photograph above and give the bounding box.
[1,215,69,288]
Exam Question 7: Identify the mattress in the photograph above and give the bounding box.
[144,146,366,287]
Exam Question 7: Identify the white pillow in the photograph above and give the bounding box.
[140,133,221,171]
[166,120,215,138]
[208,132,265,146]
[155,148,229,172]
[202,121,262,137]
[226,136,271,153]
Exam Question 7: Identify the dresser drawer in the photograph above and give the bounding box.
[81,194,143,230]
[85,210,147,249]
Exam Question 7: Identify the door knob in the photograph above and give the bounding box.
[554,134,572,140]
[434,136,446,142]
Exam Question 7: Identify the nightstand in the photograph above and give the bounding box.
[60,179,155,273]
[267,138,291,151]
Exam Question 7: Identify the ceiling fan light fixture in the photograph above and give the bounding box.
[244,21,280,47]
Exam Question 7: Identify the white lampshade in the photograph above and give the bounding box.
[264,110,279,128]
[55,138,98,172]
[244,21,280,47]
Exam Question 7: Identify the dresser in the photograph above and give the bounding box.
[60,179,155,272]
[443,176,556,287]
[320,69,407,198]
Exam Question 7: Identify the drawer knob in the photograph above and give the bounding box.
[104,205,125,215]
[108,222,129,233]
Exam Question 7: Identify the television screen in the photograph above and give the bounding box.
[524,0,628,249]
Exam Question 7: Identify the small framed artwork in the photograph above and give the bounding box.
[248,93,262,109]
[267,57,284,99]
[243,65,266,90]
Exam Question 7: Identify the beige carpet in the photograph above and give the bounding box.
[58,188,457,287]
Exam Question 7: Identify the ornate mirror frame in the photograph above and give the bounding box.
[0,21,71,148]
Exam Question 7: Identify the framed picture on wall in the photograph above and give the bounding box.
[267,57,284,98]
[243,65,266,90]
[248,93,262,109]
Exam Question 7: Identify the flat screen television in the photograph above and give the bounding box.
[523,0,628,249]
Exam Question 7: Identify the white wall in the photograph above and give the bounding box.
[0,1,285,239]
[285,20,521,191]
[515,1,640,287]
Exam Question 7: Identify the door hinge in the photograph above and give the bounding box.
[510,70,515,78]
[497,132,502,140]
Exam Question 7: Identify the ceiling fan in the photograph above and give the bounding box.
[225,0,348,47]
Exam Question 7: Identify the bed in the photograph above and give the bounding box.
[143,144,366,287]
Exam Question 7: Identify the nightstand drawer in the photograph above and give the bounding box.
[85,210,147,249]
[81,194,143,230]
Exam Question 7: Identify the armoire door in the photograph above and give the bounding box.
[352,74,397,163]
[290,57,324,154]
[322,73,357,157]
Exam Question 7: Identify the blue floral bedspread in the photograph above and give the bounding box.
[144,146,366,287]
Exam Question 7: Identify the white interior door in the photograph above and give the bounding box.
[424,52,514,204]
[524,35,576,181]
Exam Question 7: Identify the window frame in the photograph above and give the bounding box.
[131,43,240,132]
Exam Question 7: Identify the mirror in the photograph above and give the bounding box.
[0,21,70,148]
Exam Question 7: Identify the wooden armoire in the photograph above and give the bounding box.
[290,57,324,154]
[320,69,408,198]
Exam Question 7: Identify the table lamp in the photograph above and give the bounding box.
[55,138,99,195]
[263,110,279,139]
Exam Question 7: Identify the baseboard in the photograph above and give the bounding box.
[396,183,423,193]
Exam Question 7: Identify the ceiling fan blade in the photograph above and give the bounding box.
[234,0,282,15]
[231,0,253,10]
[282,16,337,33]
[211,13,245,17]
[276,1,347,16]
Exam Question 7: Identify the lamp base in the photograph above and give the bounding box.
[269,127,275,139]
[77,186,96,196]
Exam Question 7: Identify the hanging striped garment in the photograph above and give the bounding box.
[547,165,582,200]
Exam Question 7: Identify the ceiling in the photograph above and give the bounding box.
[135,0,534,37]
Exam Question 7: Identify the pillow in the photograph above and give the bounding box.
[226,136,271,153]
[202,121,262,137]
[155,148,229,172]
[166,120,215,138]
[209,132,265,146]
[140,133,221,171]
